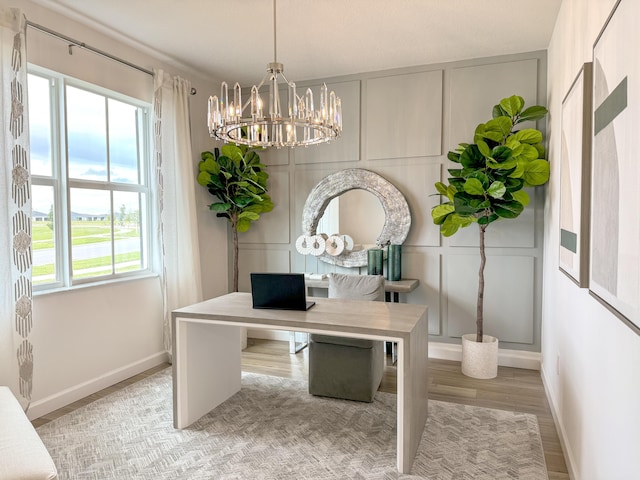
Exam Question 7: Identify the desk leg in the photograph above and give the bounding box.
[396,310,429,474]
[173,317,242,429]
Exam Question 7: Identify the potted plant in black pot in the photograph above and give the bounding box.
[432,95,549,379]
[197,144,273,293]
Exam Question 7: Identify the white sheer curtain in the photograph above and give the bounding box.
[0,7,32,409]
[153,69,203,358]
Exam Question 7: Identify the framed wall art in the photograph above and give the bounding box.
[589,0,640,335]
[559,62,592,287]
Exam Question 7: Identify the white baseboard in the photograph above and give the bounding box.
[429,341,541,370]
[541,365,577,480]
[27,351,170,421]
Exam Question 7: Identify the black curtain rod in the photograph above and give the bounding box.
[26,20,196,95]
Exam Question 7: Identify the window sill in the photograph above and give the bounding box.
[33,272,160,298]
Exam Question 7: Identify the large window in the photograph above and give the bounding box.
[28,67,152,290]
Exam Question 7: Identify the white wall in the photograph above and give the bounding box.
[0,0,230,417]
[543,0,640,478]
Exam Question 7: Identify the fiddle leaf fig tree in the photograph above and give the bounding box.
[432,95,549,342]
[197,144,273,292]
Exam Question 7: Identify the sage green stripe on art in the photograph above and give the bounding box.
[594,76,627,135]
[560,228,578,253]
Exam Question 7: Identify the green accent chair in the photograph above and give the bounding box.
[308,273,385,402]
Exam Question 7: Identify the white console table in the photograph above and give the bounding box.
[306,277,419,302]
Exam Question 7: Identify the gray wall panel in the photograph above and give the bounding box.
[448,59,539,151]
[240,169,290,244]
[366,71,443,160]
[238,249,291,292]
[294,81,361,165]
[447,254,535,344]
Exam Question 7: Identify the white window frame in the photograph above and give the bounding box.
[29,65,154,292]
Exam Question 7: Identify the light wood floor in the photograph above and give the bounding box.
[33,338,569,479]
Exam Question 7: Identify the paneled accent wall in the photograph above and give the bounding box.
[235,51,547,352]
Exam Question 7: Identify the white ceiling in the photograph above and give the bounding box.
[34,0,562,85]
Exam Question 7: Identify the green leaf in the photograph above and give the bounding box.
[448,213,474,227]
[460,144,485,168]
[260,197,274,212]
[508,161,525,179]
[435,183,457,202]
[522,159,550,186]
[499,95,525,117]
[487,157,517,170]
[463,178,485,195]
[209,202,231,212]
[197,171,211,187]
[260,199,273,213]
[513,128,543,145]
[477,140,491,158]
[447,151,462,163]
[216,155,231,170]
[487,181,506,199]
[511,189,530,207]
[440,216,461,237]
[432,204,455,225]
[515,144,540,161]
[238,211,260,221]
[533,143,546,158]
[244,150,260,166]
[453,193,483,215]
[221,144,243,163]
[478,213,500,225]
[236,217,252,233]
[201,151,215,162]
[492,104,508,119]
[493,200,524,218]
[435,182,449,196]
[483,116,513,141]
[199,156,220,174]
[468,171,489,186]
[450,178,465,191]
[517,105,548,124]
[491,146,512,163]
[504,177,525,192]
[208,175,224,189]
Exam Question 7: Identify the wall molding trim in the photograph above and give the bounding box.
[27,351,169,420]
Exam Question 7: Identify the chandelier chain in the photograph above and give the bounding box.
[273,0,277,63]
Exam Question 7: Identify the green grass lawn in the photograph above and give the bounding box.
[32,220,144,283]
[32,221,140,249]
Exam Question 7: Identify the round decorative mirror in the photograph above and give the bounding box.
[301,168,411,267]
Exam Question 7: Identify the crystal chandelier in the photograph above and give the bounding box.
[207,0,342,148]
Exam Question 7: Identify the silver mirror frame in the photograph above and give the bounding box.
[301,168,411,267]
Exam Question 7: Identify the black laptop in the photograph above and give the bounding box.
[250,273,315,310]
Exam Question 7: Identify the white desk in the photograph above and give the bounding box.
[172,292,429,474]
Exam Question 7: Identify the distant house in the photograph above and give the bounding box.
[32,211,48,222]
[70,212,108,222]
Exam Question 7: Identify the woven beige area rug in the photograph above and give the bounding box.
[36,368,547,479]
